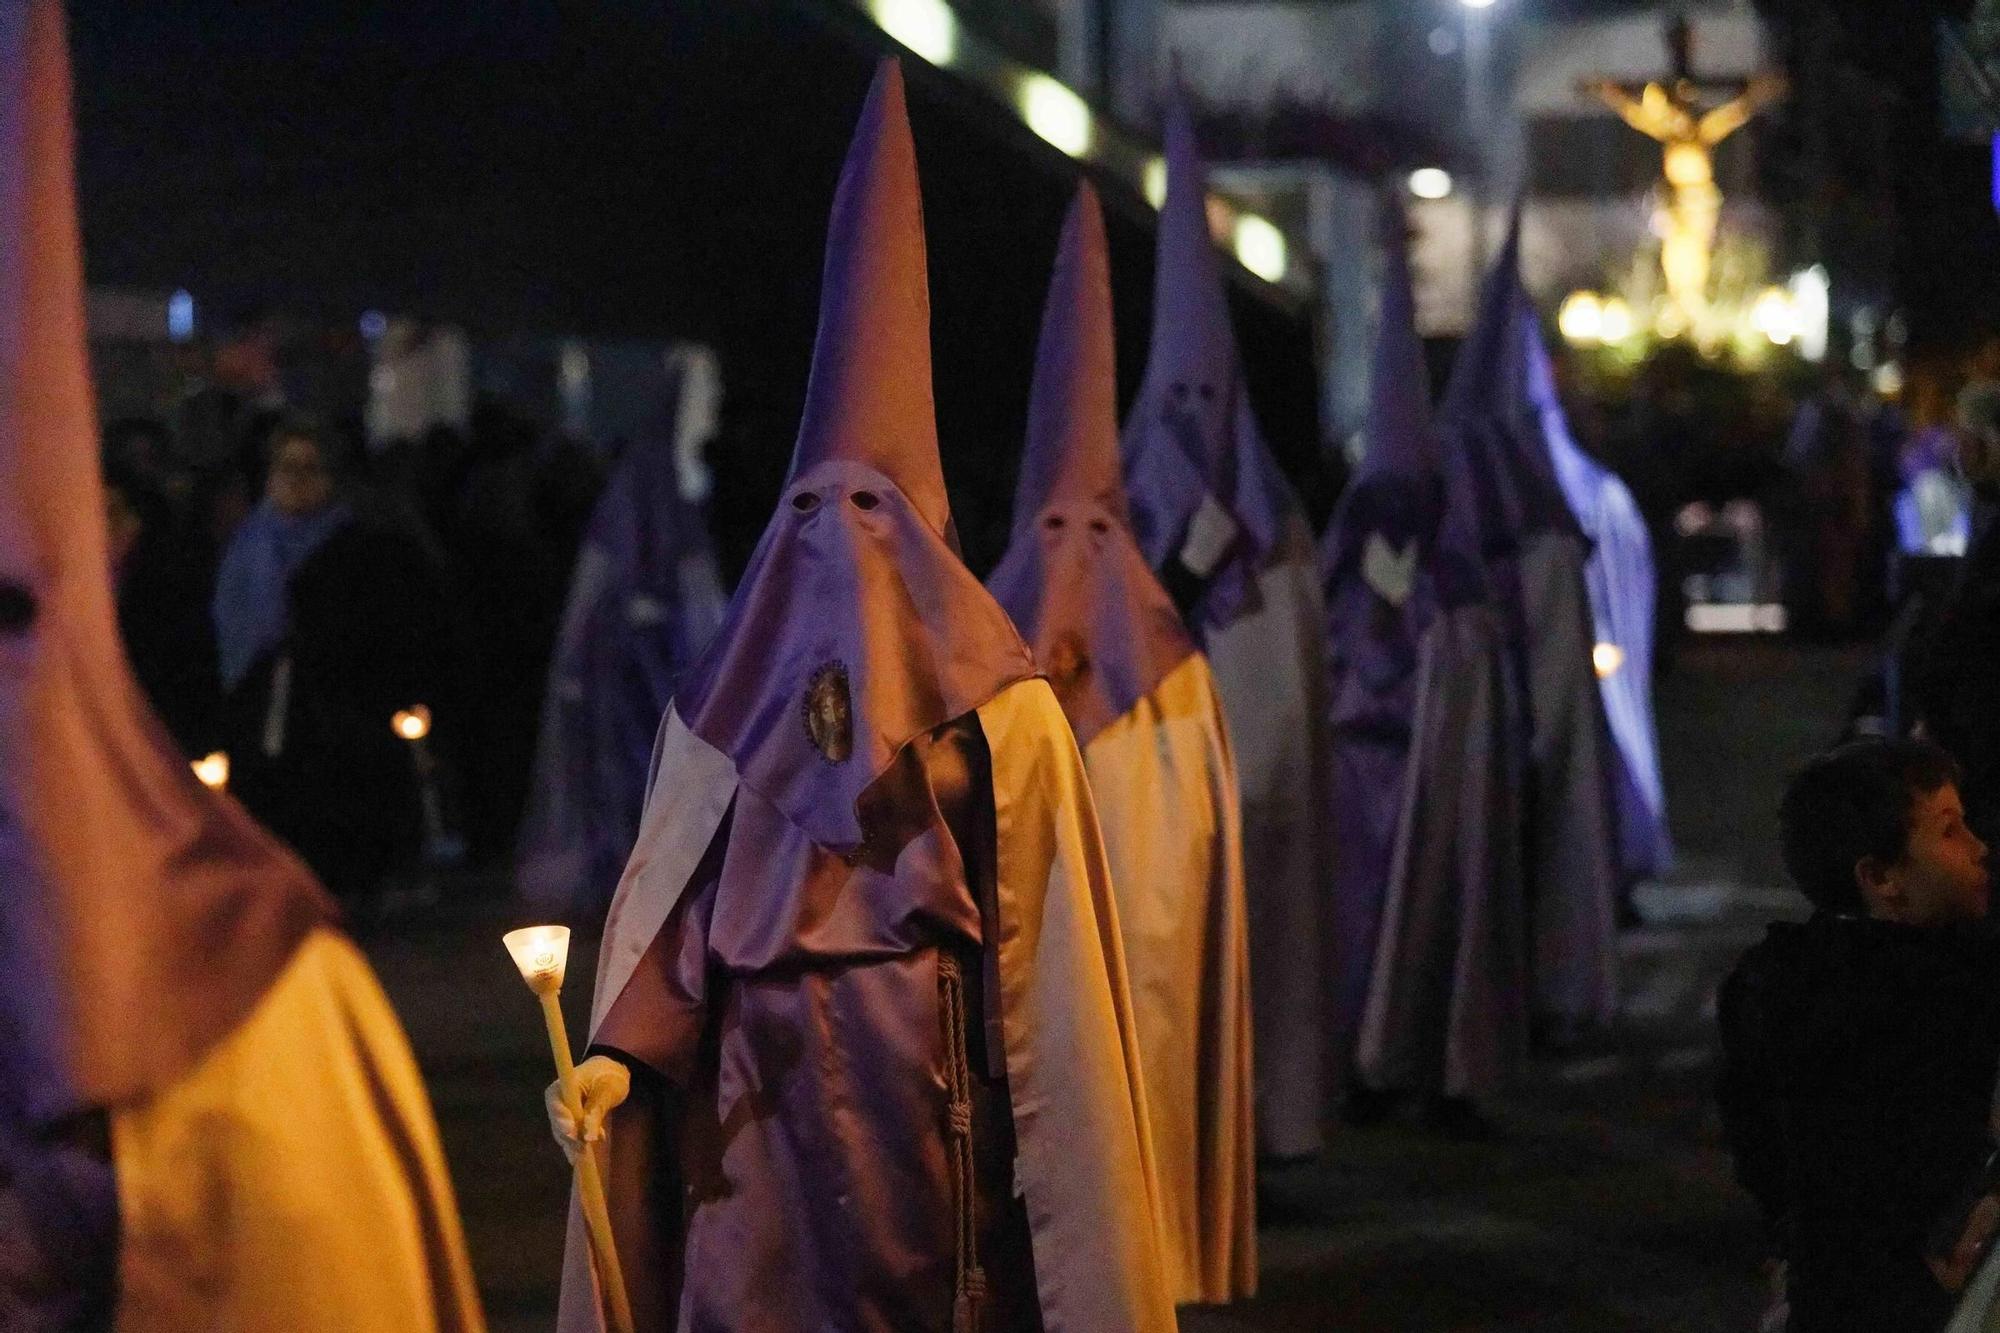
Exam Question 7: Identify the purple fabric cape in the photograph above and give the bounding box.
[1319,194,1495,1062]
[517,364,730,916]
[1435,211,1620,1031]
[668,64,1036,857]
[1119,94,1302,635]
[987,183,1195,746]
[1526,324,1671,883]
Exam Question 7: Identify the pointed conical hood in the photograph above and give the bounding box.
[990,185,1195,744]
[786,60,950,537]
[1321,189,1487,668]
[1012,181,1127,527]
[1356,192,1438,483]
[1143,96,1238,410]
[1120,91,1302,634]
[1441,204,1527,421]
[0,0,330,1115]
[1436,204,1581,542]
[673,59,1035,852]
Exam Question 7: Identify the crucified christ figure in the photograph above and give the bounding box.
[1579,60,1786,327]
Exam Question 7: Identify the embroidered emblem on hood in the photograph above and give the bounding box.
[1045,631,1092,700]
[803,660,854,763]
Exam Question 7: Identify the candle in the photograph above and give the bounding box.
[503,926,633,1333]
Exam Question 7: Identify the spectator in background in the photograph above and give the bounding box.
[1718,739,1996,1332]
[1783,367,1875,639]
[1913,383,2000,853]
[213,416,447,909]
[105,461,221,757]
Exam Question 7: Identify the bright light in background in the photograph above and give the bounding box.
[1459,0,1497,9]
[1787,265,1829,363]
[392,705,433,741]
[1558,291,1604,345]
[191,751,229,789]
[1599,296,1635,343]
[1686,603,1787,634]
[1592,643,1625,679]
[1233,214,1288,283]
[167,289,195,343]
[1750,286,1796,346]
[1408,167,1453,200]
[1019,73,1093,158]
[1873,360,1905,397]
[869,0,958,66]
[1142,156,1167,208]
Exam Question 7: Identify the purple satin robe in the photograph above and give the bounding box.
[591,716,1041,1332]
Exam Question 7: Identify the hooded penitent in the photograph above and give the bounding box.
[988,184,1254,1303]
[1435,212,1620,1036]
[558,61,1174,1333]
[1321,192,1528,1101]
[1120,91,1333,1159]
[1523,320,1670,885]
[517,344,730,917]
[0,4,482,1327]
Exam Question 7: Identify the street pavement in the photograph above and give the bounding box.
[364,638,1868,1331]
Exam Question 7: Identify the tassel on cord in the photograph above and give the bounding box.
[939,953,983,1333]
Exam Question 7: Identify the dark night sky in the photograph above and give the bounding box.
[60,2,1330,569]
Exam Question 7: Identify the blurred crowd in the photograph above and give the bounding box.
[105,386,608,909]
[100,317,2000,916]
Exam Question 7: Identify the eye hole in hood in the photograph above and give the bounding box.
[0,581,38,633]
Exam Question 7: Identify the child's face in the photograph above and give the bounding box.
[1875,784,1990,926]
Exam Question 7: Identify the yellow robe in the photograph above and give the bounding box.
[1080,652,1256,1304]
[110,927,486,1332]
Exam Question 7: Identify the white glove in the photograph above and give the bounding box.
[546,1054,631,1165]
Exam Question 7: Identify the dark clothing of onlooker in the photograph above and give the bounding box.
[1717,914,2000,1332]
[109,481,223,756]
[1915,496,2000,852]
[223,516,449,901]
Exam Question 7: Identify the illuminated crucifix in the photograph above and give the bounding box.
[1578,15,1785,330]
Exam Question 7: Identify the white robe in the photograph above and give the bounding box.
[1517,531,1622,1033]
[1359,601,1529,1098]
[1202,528,1333,1158]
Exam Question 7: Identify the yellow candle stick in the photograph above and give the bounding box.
[504,926,634,1333]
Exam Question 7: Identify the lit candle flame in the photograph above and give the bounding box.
[1592,642,1625,679]
[503,925,572,993]
[392,705,432,741]
[191,751,230,789]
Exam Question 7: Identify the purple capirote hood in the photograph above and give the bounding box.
[0,0,330,1119]
[988,183,1195,745]
[1119,92,1302,634]
[670,60,1035,854]
[1438,208,1585,548]
[1320,192,1487,709]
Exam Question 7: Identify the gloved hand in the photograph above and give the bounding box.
[546,1055,631,1165]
